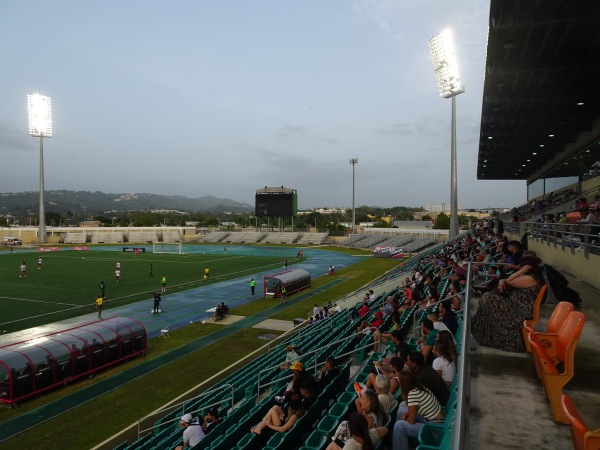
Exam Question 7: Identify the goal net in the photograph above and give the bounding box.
[152,242,184,254]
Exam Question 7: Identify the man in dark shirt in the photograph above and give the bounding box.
[318,356,340,389]
[201,407,221,435]
[438,299,459,335]
[405,351,449,408]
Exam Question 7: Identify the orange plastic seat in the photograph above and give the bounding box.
[520,284,549,352]
[560,394,600,450]
[528,311,586,423]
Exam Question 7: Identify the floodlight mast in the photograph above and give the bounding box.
[28,93,53,245]
[429,29,464,239]
[349,158,358,234]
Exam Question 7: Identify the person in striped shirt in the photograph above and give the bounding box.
[392,370,445,450]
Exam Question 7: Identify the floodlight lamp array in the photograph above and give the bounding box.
[27,93,53,137]
[429,29,465,98]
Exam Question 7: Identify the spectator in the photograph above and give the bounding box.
[354,389,387,429]
[175,413,205,450]
[392,371,445,450]
[432,340,456,386]
[251,393,305,435]
[299,381,317,410]
[374,374,397,414]
[318,356,340,389]
[437,299,458,335]
[472,256,545,352]
[326,413,388,450]
[201,408,221,435]
[279,346,300,371]
[415,319,438,366]
[405,352,449,408]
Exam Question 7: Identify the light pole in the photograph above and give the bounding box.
[349,158,358,234]
[28,93,53,245]
[429,29,464,239]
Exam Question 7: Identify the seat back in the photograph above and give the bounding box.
[561,394,587,450]
[556,312,586,364]
[530,284,548,324]
[547,301,575,334]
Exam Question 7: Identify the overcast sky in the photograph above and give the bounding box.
[0,0,526,210]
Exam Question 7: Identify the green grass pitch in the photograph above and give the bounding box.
[0,246,288,334]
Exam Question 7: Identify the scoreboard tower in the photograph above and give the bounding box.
[255,186,298,231]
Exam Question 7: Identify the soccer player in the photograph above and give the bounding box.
[149,263,154,278]
[19,263,27,278]
[100,280,106,298]
[115,268,121,283]
[161,275,167,292]
[37,257,43,270]
[204,267,210,280]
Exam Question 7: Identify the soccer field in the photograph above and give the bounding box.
[0,245,293,334]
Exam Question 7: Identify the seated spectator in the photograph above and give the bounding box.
[277,362,319,401]
[365,356,405,394]
[415,319,438,366]
[472,256,545,352]
[405,352,449,407]
[279,346,300,371]
[392,371,445,450]
[358,302,370,318]
[201,407,221,435]
[299,381,317,410]
[437,299,458,335]
[251,393,305,435]
[374,374,397,413]
[354,389,388,429]
[326,413,388,450]
[318,356,340,389]
[427,310,451,334]
[432,340,456,386]
[175,413,205,450]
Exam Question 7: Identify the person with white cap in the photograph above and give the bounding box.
[175,413,204,450]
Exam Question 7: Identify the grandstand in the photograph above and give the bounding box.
[263,232,299,244]
[161,230,181,243]
[63,231,88,244]
[295,233,328,245]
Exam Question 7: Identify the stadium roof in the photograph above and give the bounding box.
[477,0,600,183]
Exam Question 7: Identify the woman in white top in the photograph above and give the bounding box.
[340,413,388,450]
[432,339,456,385]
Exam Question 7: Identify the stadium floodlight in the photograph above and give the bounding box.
[429,29,464,239]
[28,93,53,244]
[349,158,358,234]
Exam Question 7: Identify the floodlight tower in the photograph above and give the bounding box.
[429,29,464,239]
[349,158,358,234]
[28,93,53,244]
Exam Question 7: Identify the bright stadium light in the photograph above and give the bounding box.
[28,93,53,244]
[429,29,464,239]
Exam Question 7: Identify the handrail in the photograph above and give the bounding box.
[527,221,600,257]
[136,383,234,439]
[255,330,374,404]
[452,262,474,449]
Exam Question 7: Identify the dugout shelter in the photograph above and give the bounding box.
[263,268,311,298]
[0,317,146,406]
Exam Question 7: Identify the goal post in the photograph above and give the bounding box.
[152,242,183,254]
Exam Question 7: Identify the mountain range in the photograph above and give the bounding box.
[0,190,253,216]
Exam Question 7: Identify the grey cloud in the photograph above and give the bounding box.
[277,125,308,139]
[0,121,33,152]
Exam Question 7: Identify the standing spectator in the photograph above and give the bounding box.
[175,413,204,450]
[95,295,103,318]
[161,275,167,292]
[249,278,256,296]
